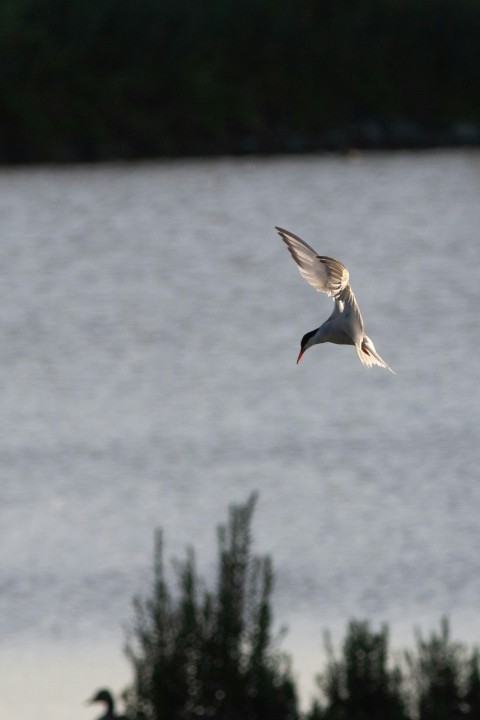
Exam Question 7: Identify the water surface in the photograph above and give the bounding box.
[1,150,480,719]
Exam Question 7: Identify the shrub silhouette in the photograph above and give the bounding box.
[313,620,407,720]
[123,494,480,720]
[406,618,480,720]
[124,493,298,720]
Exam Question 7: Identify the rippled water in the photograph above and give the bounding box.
[1,151,480,720]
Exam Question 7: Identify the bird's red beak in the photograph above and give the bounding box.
[296,348,304,364]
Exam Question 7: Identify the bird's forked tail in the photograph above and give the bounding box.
[356,336,394,373]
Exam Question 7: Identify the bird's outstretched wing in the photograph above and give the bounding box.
[276,226,349,297]
[277,226,365,338]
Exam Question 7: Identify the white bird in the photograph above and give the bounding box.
[277,227,393,372]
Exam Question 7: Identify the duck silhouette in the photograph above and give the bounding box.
[87,689,129,720]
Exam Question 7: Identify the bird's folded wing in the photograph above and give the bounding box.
[332,284,364,337]
[276,227,349,297]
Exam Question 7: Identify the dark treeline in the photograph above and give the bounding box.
[123,494,480,720]
[1,0,480,163]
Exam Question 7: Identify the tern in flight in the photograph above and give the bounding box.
[277,227,393,372]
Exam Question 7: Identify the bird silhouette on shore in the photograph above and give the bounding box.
[277,227,393,372]
[87,689,129,720]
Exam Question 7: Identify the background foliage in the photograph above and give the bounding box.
[1,0,480,162]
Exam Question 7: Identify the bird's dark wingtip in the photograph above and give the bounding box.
[275,227,293,245]
[275,227,306,245]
